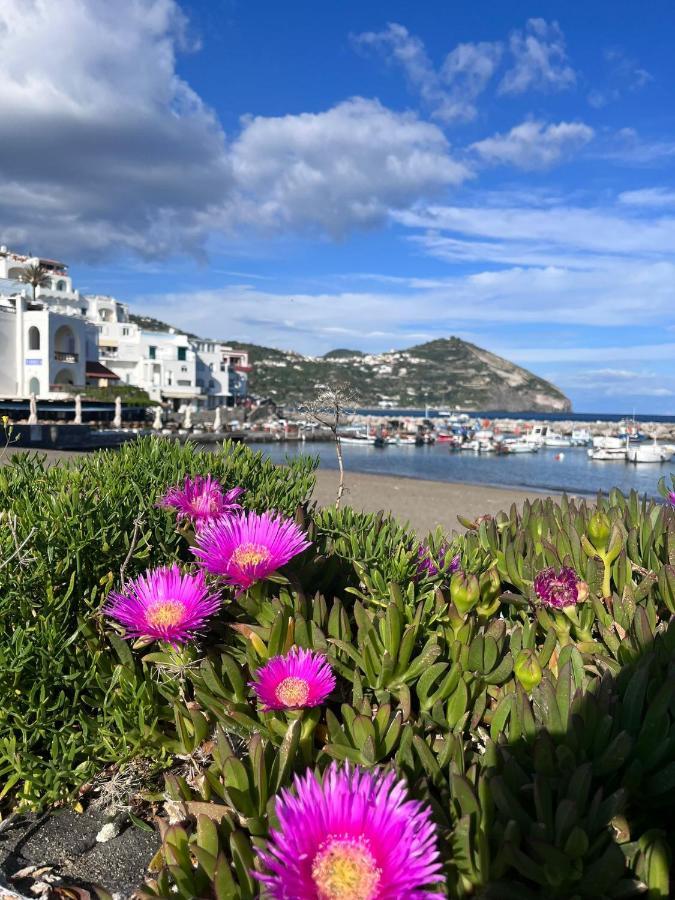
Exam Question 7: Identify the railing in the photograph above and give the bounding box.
[54,350,79,363]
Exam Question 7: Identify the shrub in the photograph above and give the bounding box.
[0,438,316,809]
[2,440,674,897]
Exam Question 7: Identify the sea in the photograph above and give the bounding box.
[248,441,674,500]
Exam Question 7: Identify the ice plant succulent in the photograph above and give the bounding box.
[193,510,310,591]
[104,564,220,646]
[534,566,587,609]
[668,490,675,507]
[255,762,444,899]
[250,647,336,711]
[416,542,460,579]
[158,475,244,527]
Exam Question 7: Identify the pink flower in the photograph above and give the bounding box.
[250,647,335,711]
[255,763,444,899]
[534,566,585,610]
[158,475,244,526]
[668,490,675,507]
[192,510,310,591]
[104,564,220,646]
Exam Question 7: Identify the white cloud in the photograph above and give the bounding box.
[499,19,576,95]
[597,129,675,166]
[471,119,594,170]
[0,0,231,259]
[225,98,470,235]
[395,201,675,257]
[353,22,501,121]
[619,188,675,208]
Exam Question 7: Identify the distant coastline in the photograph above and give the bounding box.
[352,408,675,424]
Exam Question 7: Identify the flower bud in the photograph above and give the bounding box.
[587,510,611,553]
[514,649,543,692]
[450,571,480,615]
[575,579,589,603]
[479,567,501,605]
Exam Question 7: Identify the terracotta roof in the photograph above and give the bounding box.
[86,361,120,380]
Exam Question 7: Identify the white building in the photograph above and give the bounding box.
[0,247,115,398]
[88,296,250,409]
[0,246,250,407]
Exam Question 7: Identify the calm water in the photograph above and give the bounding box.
[249,442,674,499]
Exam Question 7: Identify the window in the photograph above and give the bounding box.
[56,280,67,291]
[181,365,188,373]
[28,377,40,395]
[122,327,130,336]
[27,326,40,350]
[148,345,156,359]
[178,379,191,386]
[209,363,214,372]
[177,346,187,361]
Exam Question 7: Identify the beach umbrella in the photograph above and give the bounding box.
[152,406,163,431]
[73,394,82,425]
[183,405,193,430]
[213,406,222,431]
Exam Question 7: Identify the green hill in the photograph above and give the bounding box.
[128,315,570,412]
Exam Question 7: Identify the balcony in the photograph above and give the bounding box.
[54,350,79,363]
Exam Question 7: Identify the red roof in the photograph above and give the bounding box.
[86,361,120,380]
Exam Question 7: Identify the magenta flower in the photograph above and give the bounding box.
[668,490,675,507]
[416,543,460,579]
[158,475,244,526]
[192,510,310,591]
[534,566,586,609]
[250,647,336,711]
[104,564,220,646]
[255,763,444,899]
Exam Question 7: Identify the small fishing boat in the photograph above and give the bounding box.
[625,439,674,464]
[505,440,539,453]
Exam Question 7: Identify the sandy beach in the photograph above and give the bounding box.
[312,468,548,533]
[1,446,554,534]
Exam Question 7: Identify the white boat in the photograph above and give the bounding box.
[626,439,674,464]
[338,433,375,445]
[588,446,626,461]
[544,431,572,448]
[505,440,538,453]
[571,428,591,446]
[523,424,570,448]
[593,435,624,450]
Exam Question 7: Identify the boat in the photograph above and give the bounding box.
[505,440,538,453]
[588,446,626,461]
[570,428,591,446]
[625,439,674,464]
[543,430,572,448]
[523,424,570,448]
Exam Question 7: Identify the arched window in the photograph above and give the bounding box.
[56,280,67,291]
[28,326,40,350]
[28,377,40,395]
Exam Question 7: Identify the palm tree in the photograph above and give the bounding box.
[18,263,51,301]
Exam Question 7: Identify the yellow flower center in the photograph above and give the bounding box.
[311,836,381,900]
[274,676,310,707]
[231,542,271,568]
[146,600,185,628]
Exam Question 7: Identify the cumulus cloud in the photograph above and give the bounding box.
[499,19,576,95]
[471,120,594,170]
[0,0,231,259]
[225,98,470,235]
[353,22,501,121]
[0,3,470,258]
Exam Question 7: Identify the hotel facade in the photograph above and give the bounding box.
[0,246,249,409]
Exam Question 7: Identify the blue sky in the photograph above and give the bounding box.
[1,0,674,412]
